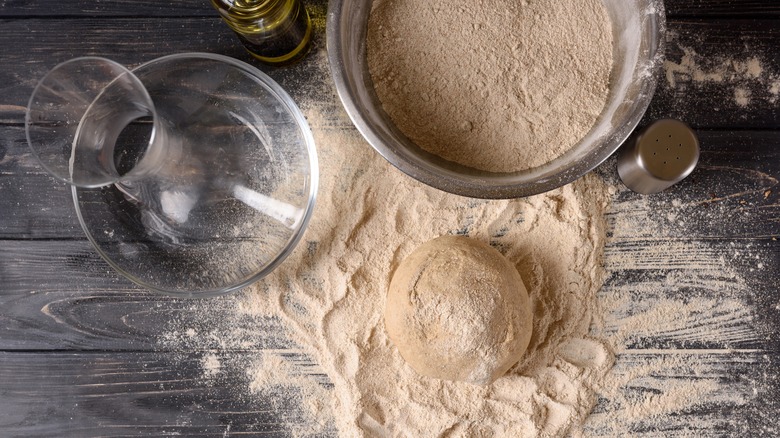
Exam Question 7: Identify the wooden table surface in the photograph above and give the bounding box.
[1,1,779,436]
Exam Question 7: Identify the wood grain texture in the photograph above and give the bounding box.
[0,0,779,436]
[664,0,780,17]
[0,0,779,18]
[0,239,298,351]
[1,237,777,349]
[4,128,779,240]
[0,3,332,125]
[586,350,779,436]
[0,350,334,437]
[644,20,780,129]
[0,350,776,437]
[0,0,214,17]
[604,129,780,240]
[0,18,776,127]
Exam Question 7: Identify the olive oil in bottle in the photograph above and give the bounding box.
[211,0,312,66]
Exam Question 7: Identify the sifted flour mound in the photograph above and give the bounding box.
[366,0,614,173]
[231,106,613,436]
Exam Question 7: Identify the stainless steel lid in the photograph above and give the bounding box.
[617,119,699,194]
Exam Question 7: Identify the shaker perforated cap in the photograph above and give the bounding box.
[617,119,700,194]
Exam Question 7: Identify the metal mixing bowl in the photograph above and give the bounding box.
[327,0,665,198]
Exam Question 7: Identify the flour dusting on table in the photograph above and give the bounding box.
[242,106,613,436]
[663,31,779,109]
[155,33,779,436]
[158,104,778,436]
[585,168,778,435]
[158,97,779,435]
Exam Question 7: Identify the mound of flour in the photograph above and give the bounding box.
[367,0,613,172]
[231,106,613,436]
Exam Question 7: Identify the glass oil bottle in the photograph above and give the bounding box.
[211,0,312,66]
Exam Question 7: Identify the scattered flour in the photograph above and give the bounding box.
[663,34,778,109]
[664,47,765,87]
[154,102,779,436]
[233,106,614,436]
[770,79,780,103]
[201,353,221,378]
[154,26,778,438]
[246,352,333,435]
[735,87,751,108]
[159,105,776,436]
[584,167,777,435]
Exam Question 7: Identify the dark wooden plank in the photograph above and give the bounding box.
[600,261,780,351]
[0,0,215,17]
[664,0,780,17]
[0,238,305,350]
[586,350,780,436]
[0,350,336,437]
[2,0,779,19]
[4,127,779,239]
[1,237,777,350]
[600,130,780,241]
[0,3,332,126]
[643,19,780,130]
[0,0,334,19]
[0,174,80,240]
[0,16,775,129]
[0,349,775,437]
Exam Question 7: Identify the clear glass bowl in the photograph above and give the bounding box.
[27,53,318,297]
[327,0,665,198]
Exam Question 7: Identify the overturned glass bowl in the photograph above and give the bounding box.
[327,0,665,198]
[26,53,318,297]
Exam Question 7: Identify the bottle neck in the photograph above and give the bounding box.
[211,0,290,26]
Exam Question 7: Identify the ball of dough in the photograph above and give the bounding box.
[385,235,533,386]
